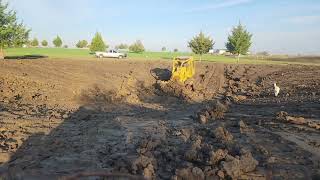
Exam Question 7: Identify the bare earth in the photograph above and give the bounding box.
[0,58,319,179]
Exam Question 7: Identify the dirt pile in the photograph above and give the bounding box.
[155,64,225,102]
[214,126,234,142]
[116,74,154,104]
[223,65,268,102]
[221,149,258,179]
[194,100,228,124]
[78,74,154,108]
[109,124,260,179]
[93,120,260,179]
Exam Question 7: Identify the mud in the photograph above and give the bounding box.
[156,64,225,102]
[0,58,320,179]
[276,111,320,130]
[195,100,229,124]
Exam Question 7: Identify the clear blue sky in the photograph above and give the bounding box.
[7,0,320,54]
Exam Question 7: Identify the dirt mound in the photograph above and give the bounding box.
[194,100,228,124]
[112,121,260,180]
[214,126,234,142]
[79,74,155,108]
[221,149,258,179]
[155,64,225,102]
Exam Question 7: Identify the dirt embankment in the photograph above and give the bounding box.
[0,58,320,179]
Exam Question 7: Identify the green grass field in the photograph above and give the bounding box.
[4,48,319,65]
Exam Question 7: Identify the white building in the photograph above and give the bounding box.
[209,49,228,55]
[216,49,228,55]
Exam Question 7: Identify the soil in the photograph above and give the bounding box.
[0,58,320,179]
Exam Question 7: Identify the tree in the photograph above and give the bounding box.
[90,32,107,52]
[53,35,62,47]
[76,41,82,48]
[174,48,178,52]
[226,23,252,62]
[162,47,166,51]
[30,38,39,47]
[76,40,88,48]
[115,43,128,50]
[81,40,88,48]
[41,40,48,47]
[188,31,214,61]
[0,0,30,59]
[129,40,145,53]
[63,45,68,48]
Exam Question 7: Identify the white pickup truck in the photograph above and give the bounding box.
[95,49,127,59]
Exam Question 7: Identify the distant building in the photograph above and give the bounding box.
[216,49,227,55]
[209,49,229,55]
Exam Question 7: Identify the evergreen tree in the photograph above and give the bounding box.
[188,31,214,61]
[53,35,63,47]
[90,32,107,52]
[226,23,252,62]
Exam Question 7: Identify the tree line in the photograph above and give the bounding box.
[0,0,252,61]
[28,36,62,48]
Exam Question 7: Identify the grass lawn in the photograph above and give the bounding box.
[4,48,319,65]
[5,48,91,58]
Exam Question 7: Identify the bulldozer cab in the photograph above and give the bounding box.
[171,56,195,83]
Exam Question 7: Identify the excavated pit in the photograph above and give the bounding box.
[0,59,320,179]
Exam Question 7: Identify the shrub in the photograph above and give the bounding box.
[76,40,88,48]
[129,40,145,53]
[41,40,48,47]
[31,38,39,47]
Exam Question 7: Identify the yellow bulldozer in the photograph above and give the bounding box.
[171,56,195,83]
